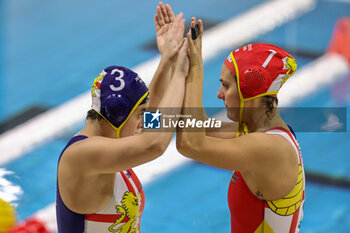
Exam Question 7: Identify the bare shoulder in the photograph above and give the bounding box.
[58,136,106,174]
[60,136,119,160]
[236,132,294,155]
[257,131,298,163]
[57,137,116,214]
[58,138,87,177]
[241,132,300,200]
[238,132,298,171]
[59,137,93,165]
[179,129,298,172]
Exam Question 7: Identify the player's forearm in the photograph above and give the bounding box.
[176,127,205,159]
[148,57,173,108]
[184,53,204,106]
[130,70,185,166]
[182,62,206,121]
[176,62,206,153]
[146,72,186,152]
[158,71,185,109]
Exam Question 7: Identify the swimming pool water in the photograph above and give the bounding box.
[1,0,350,232]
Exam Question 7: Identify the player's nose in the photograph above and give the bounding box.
[217,87,225,100]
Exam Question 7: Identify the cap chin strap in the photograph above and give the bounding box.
[229,52,245,137]
[229,53,279,137]
[96,91,149,139]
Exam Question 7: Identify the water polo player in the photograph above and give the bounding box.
[177,18,305,232]
[56,4,189,233]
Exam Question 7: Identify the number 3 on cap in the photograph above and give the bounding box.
[110,68,125,91]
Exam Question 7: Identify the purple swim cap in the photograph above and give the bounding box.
[91,66,149,134]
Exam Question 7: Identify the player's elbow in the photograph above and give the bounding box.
[144,135,169,158]
[176,142,191,158]
[176,135,200,159]
[154,141,168,156]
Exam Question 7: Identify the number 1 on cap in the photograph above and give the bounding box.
[262,50,277,68]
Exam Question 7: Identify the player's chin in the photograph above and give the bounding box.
[226,110,238,122]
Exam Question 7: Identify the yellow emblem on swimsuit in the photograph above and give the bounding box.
[266,165,303,216]
[109,191,141,233]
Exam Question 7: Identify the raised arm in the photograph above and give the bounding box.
[62,39,190,175]
[177,18,237,138]
[176,18,291,172]
[148,2,185,108]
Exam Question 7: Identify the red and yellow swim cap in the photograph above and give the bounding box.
[224,43,297,136]
[224,43,297,100]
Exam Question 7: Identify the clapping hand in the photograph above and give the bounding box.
[154,2,185,62]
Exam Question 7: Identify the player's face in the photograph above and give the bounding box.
[120,103,148,137]
[217,64,240,121]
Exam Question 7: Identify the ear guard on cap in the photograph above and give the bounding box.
[240,67,271,98]
[103,94,131,127]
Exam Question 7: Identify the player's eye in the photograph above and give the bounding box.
[139,109,146,117]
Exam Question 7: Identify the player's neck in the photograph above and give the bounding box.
[79,119,116,138]
[244,108,288,133]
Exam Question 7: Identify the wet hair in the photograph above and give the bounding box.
[86,109,103,121]
[262,96,278,120]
